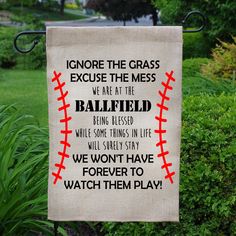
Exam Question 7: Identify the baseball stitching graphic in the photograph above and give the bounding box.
[51,71,72,185]
[155,70,176,184]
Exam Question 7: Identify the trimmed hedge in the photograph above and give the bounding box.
[102,94,236,236]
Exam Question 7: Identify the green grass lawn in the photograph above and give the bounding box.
[0,69,47,127]
[0,60,235,127]
[10,7,87,21]
[64,8,85,16]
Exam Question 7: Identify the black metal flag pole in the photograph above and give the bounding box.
[14,11,206,54]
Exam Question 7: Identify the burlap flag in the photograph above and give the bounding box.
[47,26,182,221]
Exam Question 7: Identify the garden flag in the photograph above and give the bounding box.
[47,26,182,221]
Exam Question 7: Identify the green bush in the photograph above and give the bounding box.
[183,58,210,77]
[0,26,46,70]
[202,36,236,81]
[7,0,35,8]
[154,0,236,45]
[0,27,17,68]
[0,2,11,10]
[65,3,78,9]
[16,36,46,70]
[182,58,236,96]
[183,32,211,59]
[10,12,45,26]
[35,0,60,12]
[102,94,236,235]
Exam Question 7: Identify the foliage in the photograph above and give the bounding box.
[9,6,85,22]
[0,105,81,235]
[153,0,236,43]
[0,105,51,235]
[65,3,78,9]
[183,32,211,59]
[153,0,182,24]
[16,36,46,70]
[10,13,45,33]
[0,27,17,68]
[7,0,35,8]
[102,94,236,235]
[1,12,46,71]
[86,0,158,25]
[202,36,236,81]
[0,26,46,70]
[183,58,210,77]
[0,2,11,10]
[182,58,236,96]
[35,0,60,12]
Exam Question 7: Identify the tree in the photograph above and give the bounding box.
[86,0,158,26]
[153,0,236,43]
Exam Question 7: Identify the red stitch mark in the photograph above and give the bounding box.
[155,70,176,184]
[51,71,72,185]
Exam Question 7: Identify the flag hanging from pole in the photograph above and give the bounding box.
[47,26,182,221]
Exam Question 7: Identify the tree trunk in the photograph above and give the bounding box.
[152,9,158,26]
[60,0,65,15]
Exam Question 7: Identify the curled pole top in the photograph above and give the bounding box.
[13,30,46,54]
[14,10,206,54]
[182,10,206,33]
